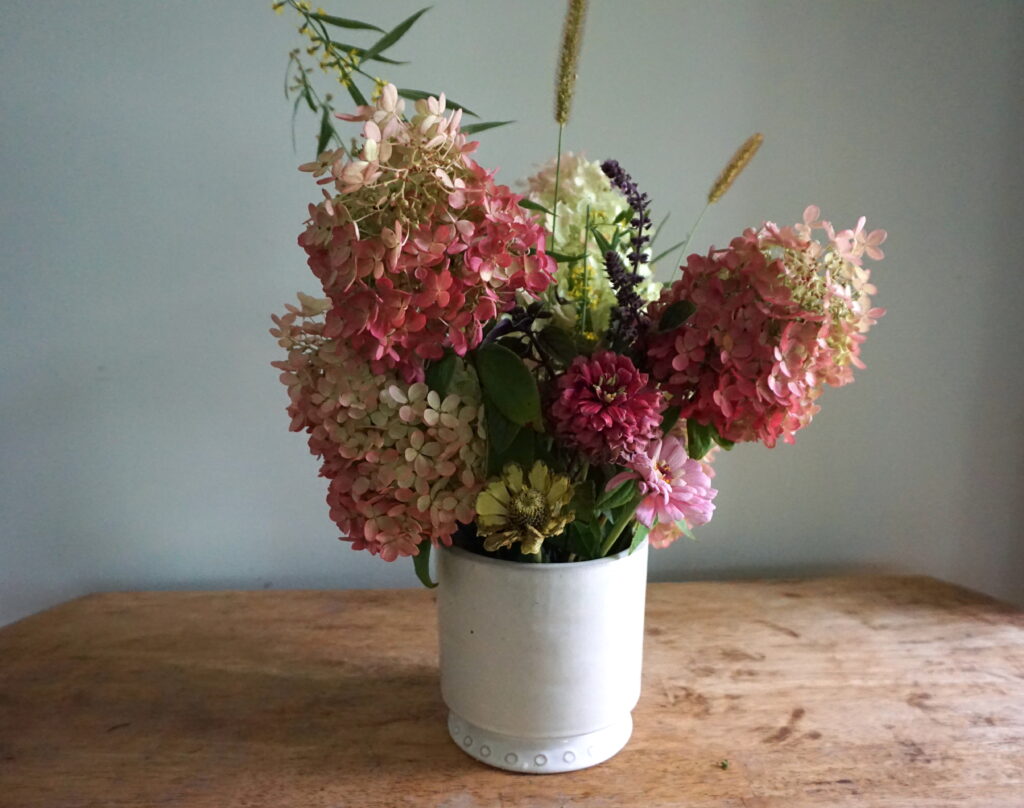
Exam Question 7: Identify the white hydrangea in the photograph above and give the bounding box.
[525,153,660,336]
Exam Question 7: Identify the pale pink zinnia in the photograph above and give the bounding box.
[607,435,717,529]
[549,351,665,465]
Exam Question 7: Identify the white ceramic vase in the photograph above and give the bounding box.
[437,539,649,773]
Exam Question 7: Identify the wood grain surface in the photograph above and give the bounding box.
[1,576,1022,807]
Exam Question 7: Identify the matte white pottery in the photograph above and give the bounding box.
[437,540,649,773]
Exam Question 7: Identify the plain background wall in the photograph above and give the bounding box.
[2,1,1022,626]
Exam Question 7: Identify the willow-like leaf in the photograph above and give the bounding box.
[396,88,477,117]
[307,12,384,33]
[361,7,431,62]
[461,120,513,135]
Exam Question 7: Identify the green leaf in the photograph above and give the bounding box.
[484,394,521,456]
[308,12,384,33]
[567,520,602,560]
[474,343,541,425]
[613,208,632,225]
[316,105,332,154]
[658,299,696,332]
[345,80,368,107]
[660,405,681,435]
[395,88,477,117]
[591,226,613,257]
[651,239,687,265]
[650,211,671,247]
[536,325,578,365]
[712,428,735,451]
[629,522,650,554]
[518,199,552,216]
[326,41,408,65]
[413,540,437,588]
[686,419,714,460]
[425,350,456,397]
[461,120,514,135]
[361,6,431,62]
[546,250,588,263]
[569,478,596,520]
[596,478,636,511]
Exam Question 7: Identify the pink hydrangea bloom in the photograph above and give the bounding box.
[297,84,555,382]
[646,208,886,447]
[607,435,717,529]
[271,295,486,560]
[549,351,664,465]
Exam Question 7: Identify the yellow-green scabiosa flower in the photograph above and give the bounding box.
[475,461,575,555]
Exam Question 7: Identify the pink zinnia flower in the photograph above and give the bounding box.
[549,351,665,465]
[607,435,717,529]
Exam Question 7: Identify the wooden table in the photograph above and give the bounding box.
[1,577,1022,807]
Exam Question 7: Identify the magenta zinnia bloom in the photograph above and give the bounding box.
[549,351,665,464]
[607,435,717,529]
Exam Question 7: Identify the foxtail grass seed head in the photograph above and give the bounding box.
[708,133,764,204]
[555,0,588,125]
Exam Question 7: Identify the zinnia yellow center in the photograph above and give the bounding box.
[509,489,547,528]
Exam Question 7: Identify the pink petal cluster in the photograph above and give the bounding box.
[549,351,664,464]
[607,435,717,530]
[646,208,886,447]
[298,84,555,382]
[271,295,486,560]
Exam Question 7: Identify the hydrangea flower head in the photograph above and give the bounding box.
[646,209,886,447]
[271,294,486,559]
[298,84,556,381]
[524,153,660,335]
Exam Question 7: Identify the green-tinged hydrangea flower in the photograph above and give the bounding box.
[475,461,575,555]
[525,153,661,335]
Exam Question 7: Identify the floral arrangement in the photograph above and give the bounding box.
[270,1,886,583]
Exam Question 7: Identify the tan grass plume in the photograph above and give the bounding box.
[554,0,589,125]
[708,133,764,204]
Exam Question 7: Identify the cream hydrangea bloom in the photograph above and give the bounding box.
[525,153,661,335]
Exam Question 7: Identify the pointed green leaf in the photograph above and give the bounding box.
[536,325,578,366]
[518,199,552,216]
[596,478,636,511]
[650,211,671,247]
[395,88,477,117]
[326,42,408,65]
[316,105,332,154]
[628,522,650,554]
[658,299,696,332]
[345,80,368,107]
[425,350,456,397]
[712,428,735,451]
[651,239,687,265]
[484,394,521,456]
[475,343,541,425]
[546,250,588,263]
[591,226,613,257]
[660,405,681,435]
[307,12,385,33]
[461,120,514,135]
[686,419,714,460]
[413,540,438,588]
[361,7,431,62]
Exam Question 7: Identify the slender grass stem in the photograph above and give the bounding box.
[673,202,710,270]
[550,124,564,250]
